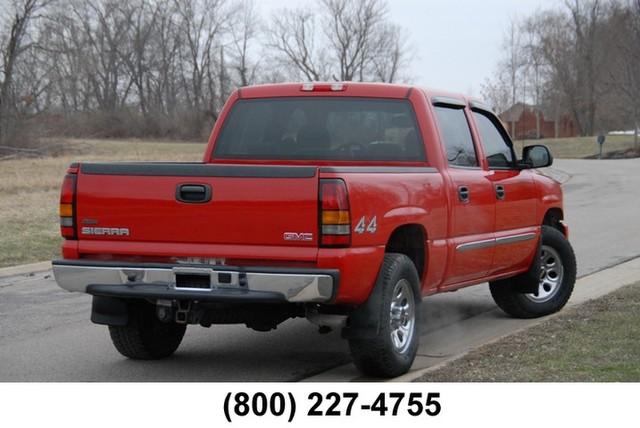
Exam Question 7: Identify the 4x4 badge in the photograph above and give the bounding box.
[354,216,377,234]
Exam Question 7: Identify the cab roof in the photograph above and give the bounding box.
[236,81,476,104]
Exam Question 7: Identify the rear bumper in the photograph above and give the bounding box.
[52,260,338,303]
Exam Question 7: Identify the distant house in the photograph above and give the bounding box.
[499,103,577,140]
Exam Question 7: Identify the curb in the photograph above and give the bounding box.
[0,261,51,279]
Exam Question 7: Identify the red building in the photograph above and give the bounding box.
[499,103,577,139]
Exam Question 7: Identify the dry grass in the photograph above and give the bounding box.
[0,138,204,268]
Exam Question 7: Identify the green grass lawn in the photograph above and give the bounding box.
[418,282,640,382]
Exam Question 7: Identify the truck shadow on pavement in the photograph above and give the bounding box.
[93,287,500,382]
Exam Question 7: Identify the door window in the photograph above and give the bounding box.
[473,111,515,168]
[433,106,478,167]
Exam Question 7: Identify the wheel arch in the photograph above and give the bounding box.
[384,223,427,281]
[542,207,566,236]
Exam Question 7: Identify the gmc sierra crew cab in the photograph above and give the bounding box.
[53,82,576,378]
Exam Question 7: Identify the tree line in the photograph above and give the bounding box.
[0,0,411,147]
[482,0,640,145]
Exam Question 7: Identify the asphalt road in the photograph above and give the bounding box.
[1,158,639,381]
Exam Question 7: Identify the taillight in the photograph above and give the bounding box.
[319,179,351,247]
[60,164,78,239]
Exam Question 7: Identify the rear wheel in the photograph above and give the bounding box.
[348,253,421,378]
[108,301,186,359]
[490,226,576,318]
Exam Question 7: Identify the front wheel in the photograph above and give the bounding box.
[490,226,577,318]
[348,253,421,378]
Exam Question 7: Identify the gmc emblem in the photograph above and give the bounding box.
[283,232,313,242]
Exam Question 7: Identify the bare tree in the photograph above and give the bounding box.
[481,17,530,137]
[608,0,640,148]
[1,0,418,143]
[267,7,328,81]
[480,74,511,115]
[521,16,550,138]
[565,0,609,136]
[118,0,161,116]
[229,0,259,87]
[502,19,526,136]
[43,5,87,113]
[534,1,610,136]
[369,23,409,83]
[267,0,410,83]
[321,0,386,81]
[148,0,181,116]
[68,0,135,112]
[0,0,43,143]
[174,0,230,116]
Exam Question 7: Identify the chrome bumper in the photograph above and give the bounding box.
[52,261,337,303]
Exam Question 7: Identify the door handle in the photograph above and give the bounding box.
[458,185,470,203]
[495,185,505,200]
[176,184,212,203]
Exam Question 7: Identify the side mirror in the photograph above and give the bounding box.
[522,145,553,168]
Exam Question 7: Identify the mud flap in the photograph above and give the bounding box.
[342,254,423,340]
[341,280,384,340]
[91,296,129,326]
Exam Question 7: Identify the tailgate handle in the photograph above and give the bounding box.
[176,184,211,203]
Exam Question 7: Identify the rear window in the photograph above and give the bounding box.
[213,97,425,161]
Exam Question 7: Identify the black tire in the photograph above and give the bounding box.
[108,300,186,359]
[490,226,576,319]
[348,253,421,378]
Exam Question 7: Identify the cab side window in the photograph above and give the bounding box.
[473,111,515,168]
[434,106,478,167]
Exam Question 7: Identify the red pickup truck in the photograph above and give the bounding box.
[53,82,576,377]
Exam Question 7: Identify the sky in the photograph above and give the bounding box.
[257,0,560,96]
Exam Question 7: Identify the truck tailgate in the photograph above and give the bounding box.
[75,163,319,259]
